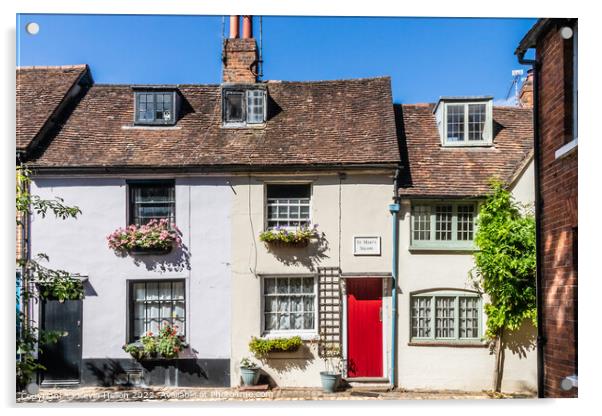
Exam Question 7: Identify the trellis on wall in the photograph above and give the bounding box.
[317,267,342,357]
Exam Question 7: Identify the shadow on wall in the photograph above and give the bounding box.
[131,244,192,273]
[264,234,330,272]
[109,243,192,273]
[85,359,131,387]
[490,318,537,392]
[257,344,316,388]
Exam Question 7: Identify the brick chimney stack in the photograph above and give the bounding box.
[519,69,534,108]
[222,15,258,84]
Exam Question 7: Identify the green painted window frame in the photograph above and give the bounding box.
[410,290,483,344]
[410,201,479,251]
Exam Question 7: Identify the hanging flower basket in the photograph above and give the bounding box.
[259,224,319,248]
[107,219,182,255]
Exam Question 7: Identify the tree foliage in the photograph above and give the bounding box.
[471,180,536,340]
[16,165,84,390]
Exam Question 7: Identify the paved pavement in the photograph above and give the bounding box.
[16,386,536,403]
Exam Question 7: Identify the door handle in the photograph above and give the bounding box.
[379,307,382,322]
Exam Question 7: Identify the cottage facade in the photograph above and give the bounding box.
[18,16,537,392]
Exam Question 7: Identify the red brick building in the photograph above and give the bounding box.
[516,18,578,398]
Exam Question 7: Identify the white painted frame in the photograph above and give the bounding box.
[442,100,493,147]
[262,181,314,231]
[259,274,319,340]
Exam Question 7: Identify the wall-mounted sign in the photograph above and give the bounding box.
[353,236,381,256]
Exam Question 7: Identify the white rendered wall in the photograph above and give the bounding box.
[30,176,232,360]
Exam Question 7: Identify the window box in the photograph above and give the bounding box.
[107,219,182,255]
[248,336,303,358]
[259,225,319,248]
[128,246,173,256]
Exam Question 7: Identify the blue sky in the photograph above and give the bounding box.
[16,14,536,104]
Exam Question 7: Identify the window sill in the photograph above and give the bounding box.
[555,137,578,160]
[221,123,266,129]
[441,142,493,148]
[408,341,487,348]
[122,125,181,130]
[260,332,319,342]
[409,245,477,253]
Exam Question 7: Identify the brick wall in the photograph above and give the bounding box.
[536,22,578,398]
[222,38,258,83]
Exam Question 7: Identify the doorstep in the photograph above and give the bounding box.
[346,377,391,390]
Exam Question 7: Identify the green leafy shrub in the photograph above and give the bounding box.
[248,336,303,358]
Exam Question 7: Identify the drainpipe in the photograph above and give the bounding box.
[388,167,401,389]
[517,50,544,398]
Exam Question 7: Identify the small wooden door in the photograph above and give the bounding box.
[346,278,383,377]
[39,299,82,384]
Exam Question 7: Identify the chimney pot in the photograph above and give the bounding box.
[229,15,240,39]
[519,69,534,109]
[242,15,253,39]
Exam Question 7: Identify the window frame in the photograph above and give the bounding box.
[126,179,176,227]
[133,91,178,126]
[442,101,493,146]
[410,201,479,251]
[260,275,319,339]
[264,182,313,231]
[127,279,186,343]
[409,290,483,344]
[222,87,267,127]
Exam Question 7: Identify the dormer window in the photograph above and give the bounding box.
[134,90,178,126]
[434,97,493,146]
[222,87,266,126]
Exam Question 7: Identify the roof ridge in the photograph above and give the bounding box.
[17,64,88,71]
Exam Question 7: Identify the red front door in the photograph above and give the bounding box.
[346,278,383,378]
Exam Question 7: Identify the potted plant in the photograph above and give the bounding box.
[239,357,260,386]
[259,224,319,248]
[107,218,182,255]
[319,334,343,393]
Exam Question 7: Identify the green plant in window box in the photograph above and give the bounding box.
[259,224,319,248]
[123,324,186,360]
[122,342,146,361]
[248,336,303,358]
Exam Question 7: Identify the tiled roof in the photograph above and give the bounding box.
[16,65,88,152]
[396,104,533,198]
[26,77,401,169]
